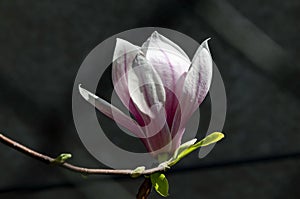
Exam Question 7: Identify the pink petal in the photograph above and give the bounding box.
[169,72,187,138]
[140,103,172,154]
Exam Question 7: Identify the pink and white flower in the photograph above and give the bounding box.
[79,31,212,158]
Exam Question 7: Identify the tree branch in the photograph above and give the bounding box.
[0,133,165,176]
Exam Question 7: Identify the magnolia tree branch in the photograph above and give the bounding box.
[0,132,224,199]
[0,133,165,176]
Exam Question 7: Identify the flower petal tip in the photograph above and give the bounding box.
[78,84,89,101]
[78,84,99,102]
[148,31,164,42]
[114,38,125,48]
[201,38,211,52]
[115,38,132,48]
[115,37,127,43]
[151,31,159,38]
[113,38,140,62]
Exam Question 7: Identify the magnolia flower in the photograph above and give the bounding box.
[79,31,212,159]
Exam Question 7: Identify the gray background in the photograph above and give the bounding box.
[0,0,300,198]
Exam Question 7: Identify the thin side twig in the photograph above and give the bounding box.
[0,133,164,176]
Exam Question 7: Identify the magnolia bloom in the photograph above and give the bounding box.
[79,31,212,159]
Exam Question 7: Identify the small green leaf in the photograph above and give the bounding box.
[130,166,146,178]
[172,138,197,159]
[193,132,224,148]
[169,132,224,166]
[150,172,169,197]
[52,153,72,164]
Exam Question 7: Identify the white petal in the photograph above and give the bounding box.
[78,84,145,138]
[142,31,190,64]
[112,38,149,125]
[141,31,191,127]
[142,31,190,80]
[128,52,166,118]
[172,39,213,132]
[113,38,140,63]
[112,38,140,111]
[141,32,190,93]
[186,38,212,105]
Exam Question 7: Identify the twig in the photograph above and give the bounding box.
[0,133,164,176]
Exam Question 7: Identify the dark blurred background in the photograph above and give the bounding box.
[1,0,300,198]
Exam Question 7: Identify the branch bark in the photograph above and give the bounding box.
[0,133,165,176]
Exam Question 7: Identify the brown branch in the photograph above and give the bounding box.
[0,133,165,176]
